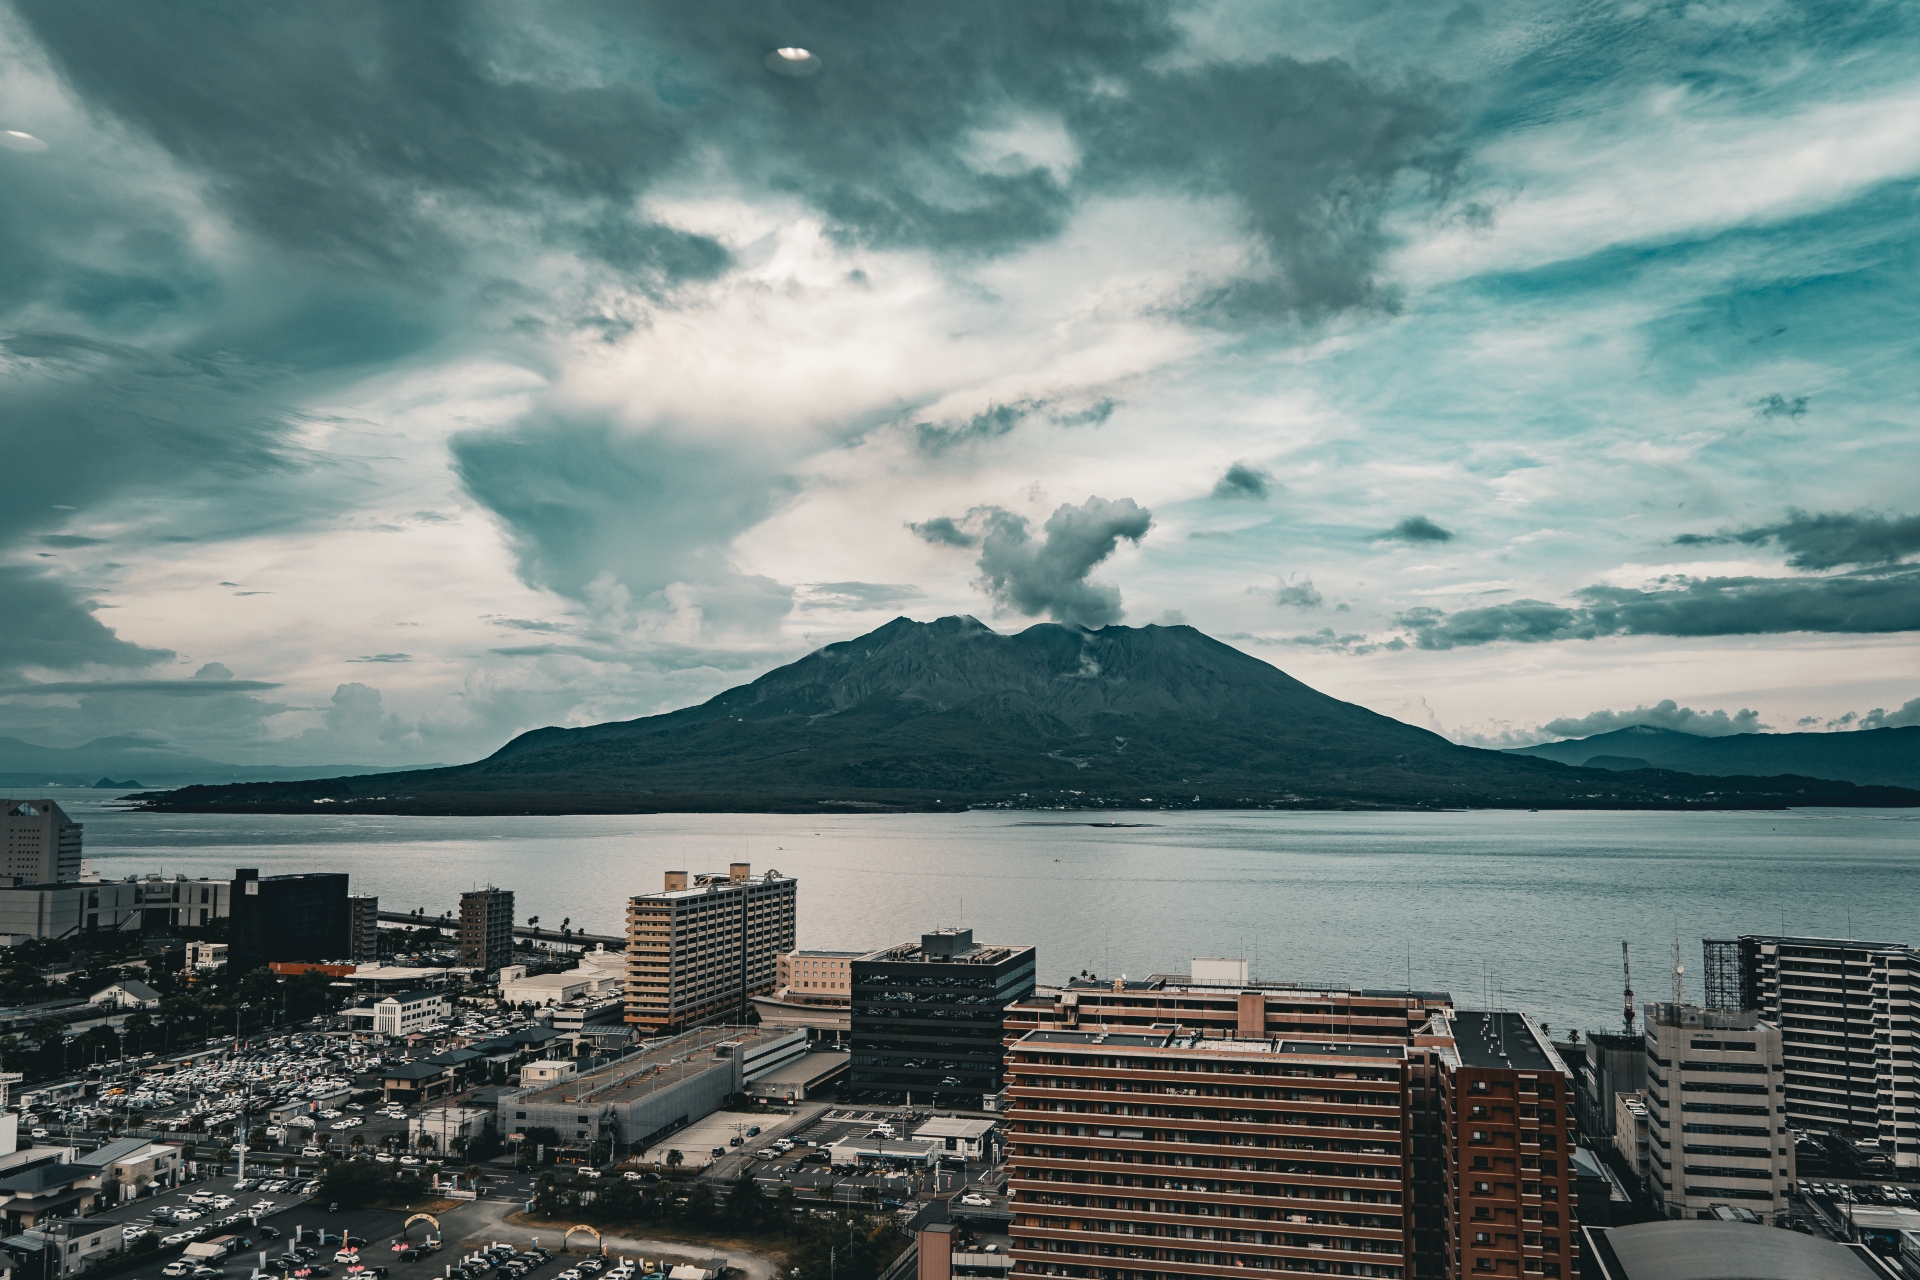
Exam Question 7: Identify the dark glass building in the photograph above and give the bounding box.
[228,868,351,974]
[850,928,1036,1109]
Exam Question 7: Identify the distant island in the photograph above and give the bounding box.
[139,616,1920,815]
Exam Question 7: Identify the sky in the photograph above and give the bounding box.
[2,0,1918,769]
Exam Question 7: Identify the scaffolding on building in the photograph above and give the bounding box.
[1702,938,1742,1011]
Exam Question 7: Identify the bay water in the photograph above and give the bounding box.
[46,790,1920,1038]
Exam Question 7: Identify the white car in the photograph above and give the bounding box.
[334,1251,360,1263]
[399,1156,420,1166]
[174,1210,202,1222]
[121,1226,148,1241]
[957,1194,993,1208]
[163,1262,194,1277]
[374,1153,395,1164]
[29,1128,46,1139]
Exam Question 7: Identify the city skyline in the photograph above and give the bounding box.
[1,5,1916,769]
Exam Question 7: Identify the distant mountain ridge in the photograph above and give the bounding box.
[145,616,1920,814]
[1505,723,1920,789]
[0,733,430,788]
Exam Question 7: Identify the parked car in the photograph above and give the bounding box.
[958,1193,993,1208]
[162,1264,194,1279]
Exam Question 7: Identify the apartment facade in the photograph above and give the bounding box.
[624,864,797,1034]
[779,949,860,998]
[852,928,1036,1109]
[1705,933,1920,1168]
[1005,1027,1414,1280]
[1640,1002,1794,1220]
[1002,1007,1577,1280]
[0,800,82,885]
[347,894,380,964]
[459,886,515,972]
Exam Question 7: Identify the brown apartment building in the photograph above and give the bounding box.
[1003,1006,1575,1280]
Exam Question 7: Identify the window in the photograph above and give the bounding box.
[1471,1081,1488,1092]
[1474,1181,1491,1194]
[1472,1233,1490,1244]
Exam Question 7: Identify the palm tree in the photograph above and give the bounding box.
[665,1149,683,1170]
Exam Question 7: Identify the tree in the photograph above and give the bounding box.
[664,1149,684,1170]
[122,1009,155,1051]
[726,1173,768,1227]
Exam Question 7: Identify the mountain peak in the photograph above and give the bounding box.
[141,617,1920,814]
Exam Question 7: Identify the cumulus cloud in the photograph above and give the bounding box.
[1383,514,1455,543]
[1398,565,1920,648]
[1212,462,1274,501]
[1275,578,1323,609]
[914,495,1152,628]
[1673,508,1920,570]
[1542,700,1765,739]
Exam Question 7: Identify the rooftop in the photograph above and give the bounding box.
[861,929,1032,967]
[1584,1221,1890,1280]
[1450,1011,1564,1073]
[1016,1028,1408,1062]
[514,1025,775,1107]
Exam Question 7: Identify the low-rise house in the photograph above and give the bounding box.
[86,980,160,1011]
[86,1137,180,1201]
[0,1157,103,1231]
[381,1060,456,1105]
[519,1060,576,1088]
[2,1216,120,1278]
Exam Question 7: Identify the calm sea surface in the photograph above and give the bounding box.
[43,790,1920,1038]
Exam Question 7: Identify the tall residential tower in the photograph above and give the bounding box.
[624,864,796,1034]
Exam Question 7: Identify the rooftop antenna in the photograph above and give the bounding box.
[1671,935,1685,1006]
[1622,941,1636,1036]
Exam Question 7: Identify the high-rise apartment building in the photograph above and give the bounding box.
[1418,1011,1579,1278]
[852,928,1035,1109]
[1003,1009,1576,1280]
[458,886,515,972]
[228,869,350,974]
[1704,933,1920,1168]
[348,894,381,964]
[624,864,796,1034]
[1,799,83,884]
[1640,1002,1794,1221]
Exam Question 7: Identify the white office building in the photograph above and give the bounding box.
[1643,1002,1795,1221]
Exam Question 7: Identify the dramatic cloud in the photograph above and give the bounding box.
[1542,701,1765,740]
[0,566,171,676]
[1674,508,1920,570]
[916,496,1152,628]
[4,0,1918,764]
[1399,566,1920,649]
[1383,515,1455,544]
[1212,462,1274,501]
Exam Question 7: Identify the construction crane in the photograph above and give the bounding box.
[1622,940,1636,1036]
